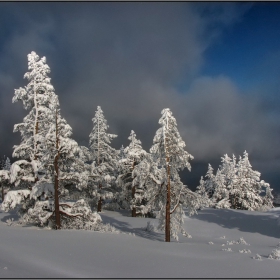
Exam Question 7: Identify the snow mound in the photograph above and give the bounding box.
[239,249,251,254]
[227,237,250,246]
[253,254,262,260]
[222,247,233,252]
[268,248,280,260]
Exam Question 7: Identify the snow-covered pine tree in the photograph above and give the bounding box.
[88,106,118,212]
[235,151,273,210]
[195,164,215,209]
[131,153,165,217]
[150,108,194,242]
[12,51,56,180]
[211,168,231,209]
[0,157,11,200]
[198,151,273,211]
[261,184,274,210]
[2,52,100,231]
[39,95,89,229]
[116,130,147,216]
[2,51,57,217]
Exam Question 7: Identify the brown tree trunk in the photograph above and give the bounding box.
[131,185,136,217]
[34,92,39,182]
[165,157,171,242]
[97,197,102,212]
[54,109,61,229]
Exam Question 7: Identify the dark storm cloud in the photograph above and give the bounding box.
[0,2,279,191]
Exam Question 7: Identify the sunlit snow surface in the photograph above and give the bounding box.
[0,206,279,278]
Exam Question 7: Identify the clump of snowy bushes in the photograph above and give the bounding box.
[196,152,274,211]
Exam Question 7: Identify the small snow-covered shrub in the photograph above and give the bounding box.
[5,218,14,226]
[239,249,251,254]
[222,247,232,252]
[181,230,192,238]
[268,249,280,260]
[237,237,250,245]
[226,237,250,246]
[253,254,262,260]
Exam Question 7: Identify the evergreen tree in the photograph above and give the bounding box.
[195,164,215,209]
[38,96,89,228]
[2,52,99,231]
[197,151,273,211]
[12,51,56,180]
[88,106,118,212]
[116,130,147,216]
[235,151,273,210]
[149,108,194,242]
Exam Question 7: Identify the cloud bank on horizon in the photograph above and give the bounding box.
[0,2,279,190]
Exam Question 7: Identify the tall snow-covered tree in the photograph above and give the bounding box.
[38,95,89,228]
[116,130,147,216]
[12,51,56,181]
[88,106,118,212]
[2,52,98,231]
[2,51,57,224]
[149,108,194,242]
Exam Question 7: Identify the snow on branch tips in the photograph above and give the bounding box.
[1,190,31,212]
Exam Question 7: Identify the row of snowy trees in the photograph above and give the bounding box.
[196,152,274,211]
[0,51,274,241]
[1,51,202,242]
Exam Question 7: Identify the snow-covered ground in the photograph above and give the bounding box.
[0,206,279,278]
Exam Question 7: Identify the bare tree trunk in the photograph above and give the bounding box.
[165,156,171,242]
[33,91,39,183]
[54,109,61,229]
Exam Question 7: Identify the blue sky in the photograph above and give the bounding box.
[201,3,280,93]
[0,2,279,192]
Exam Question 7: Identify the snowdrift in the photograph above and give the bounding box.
[0,206,279,278]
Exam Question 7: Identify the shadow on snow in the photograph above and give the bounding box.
[189,208,279,239]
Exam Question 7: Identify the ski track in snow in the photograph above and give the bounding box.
[0,206,279,278]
